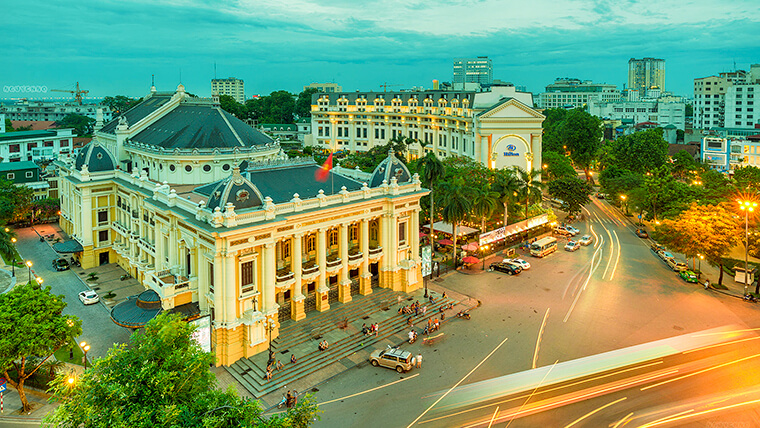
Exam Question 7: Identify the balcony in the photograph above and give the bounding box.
[151,269,190,289]
[348,251,363,262]
[369,246,383,258]
[302,261,319,276]
[276,267,294,283]
[326,255,342,270]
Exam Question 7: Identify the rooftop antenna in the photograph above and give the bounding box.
[214,62,217,79]
[151,74,155,87]
[179,69,182,84]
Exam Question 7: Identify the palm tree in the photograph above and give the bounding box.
[493,168,520,226]
[440,178,472,268]
[418,152,445,260]
[0,226,17,263]
[515,167,544,219]
[472,186,499,232]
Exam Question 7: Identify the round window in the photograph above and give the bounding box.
[203,164,211,172]
[185,165,193,173]
[222,164,230,171]
[169,164,176,172]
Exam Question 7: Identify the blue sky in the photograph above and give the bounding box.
[2,0,759,101]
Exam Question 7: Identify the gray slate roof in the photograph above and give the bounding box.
[130,105,273,149]
[75,142,116,172]
[100,94,173,134]
[368,150,411,188]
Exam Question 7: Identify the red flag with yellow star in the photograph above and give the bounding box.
[315,152,333,182]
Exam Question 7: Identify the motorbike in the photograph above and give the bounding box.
[408,330,417,344]
[456,311,471,320]
[277,393,288,409]
[743,294,757,303]
[120,274,132,281]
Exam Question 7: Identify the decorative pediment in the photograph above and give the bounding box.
[479,98,545,120]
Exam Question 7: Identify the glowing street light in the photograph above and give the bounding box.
[9,237,16,277]
[25,260,32,282]
[697,254,704,280]
[80,341,90,370]
[620,195,628,215]
[738,199,758,296]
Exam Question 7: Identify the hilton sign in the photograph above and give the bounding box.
[502,144,520,157]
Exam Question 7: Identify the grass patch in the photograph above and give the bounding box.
[1,247,22,266]
[711,282,729,290]
[54,344,87,366]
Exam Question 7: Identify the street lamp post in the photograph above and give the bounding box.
[10,237,16,277]
[266,318,275,363]
[25,260,32,283]
[80,341,90,370]
[739,200,757,296]
[481,244,489,270]
[697,254,704,280]
[620,195,627,215]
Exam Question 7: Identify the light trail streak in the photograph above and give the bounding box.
[318,373,419,405]
[609,230,621,281]
[486,406,499,428]
[562,396,627,428]
[682,335,760,354]
[635,408,695,428]
[640,352,760,391]
[691,327,760,337]
[406,336,509,428]
[635,397,760,428]
[590,224,601,249]
[593,212,615,280]
[532,308,550,369]
[420,361,664,424]
[504,360,559,428]
[611,412,634,428]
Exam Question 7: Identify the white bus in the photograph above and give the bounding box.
[530,237,558,258]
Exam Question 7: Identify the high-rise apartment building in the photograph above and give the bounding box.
[211,77,245,104]
[303,83,342,93]
[628,58,665,96]
[453,57,493,86]
[536,78,619,109]
[693,65,760,129]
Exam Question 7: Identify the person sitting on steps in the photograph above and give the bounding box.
[318,340,329,351]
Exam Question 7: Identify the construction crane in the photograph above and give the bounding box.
[51,82,89,105]
[379,83,402,92]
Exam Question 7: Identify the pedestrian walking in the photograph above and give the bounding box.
[286,390,293,408]
[374,322,379,336]
[397,295,402,305]
[422,305,427,316]
[293,390,298,406]
[416,353,422,368]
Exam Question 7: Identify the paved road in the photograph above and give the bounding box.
[308,199,760,427]
[13,226,132,360]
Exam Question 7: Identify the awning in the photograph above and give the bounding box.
[110,289,162,328]
[53,240,84,253]
[425,221,479,236]
[171,302,201,320]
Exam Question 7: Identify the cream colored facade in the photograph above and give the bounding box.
[309,86,544,173]
[56,85,426,366]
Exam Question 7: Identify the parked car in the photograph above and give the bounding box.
[489,261,522,275]
[369,346,414,373]
[666,258,688,272]
[564,240,581,252]
[52,258,70,271]
[679,270,699,283]
[553,226,572,237]
[596,193,605,199]
[650,242,666,253]
[78,290,100,305]
[579,235,593,246]
[565,225,580,236]
[506,258,531,270]
[636,228,649,238]
[659,251,675,261]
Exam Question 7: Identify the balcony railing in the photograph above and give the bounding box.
[151,269,190,289]
[326,258,342,268]
[302,263,319,275]
[348,252,363,262]
[369,246,383,256]
[276,270,294,283]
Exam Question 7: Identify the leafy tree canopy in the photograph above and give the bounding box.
[558,108,602,181]
[55,113,96,136]
[220,95,247,119]
[541,151,576,181]
[102,95,142,114]
[541,108,569,154]
[0,283,82,412]
[733,166,760,194]
[671,149,698,180]
[46,313,320,428]
[547,176,592,217]
[607,128,669,174]
[0,178,33,224]
[295,88,318,120]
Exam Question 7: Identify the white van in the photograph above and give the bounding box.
[666,258,688,272]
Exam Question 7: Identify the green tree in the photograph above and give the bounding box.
[559,109,602,182]
[685,103,693,117]
[654,203,741,286]
[4,118,13,132]
[471,186,499,232]
[541,108,569,154]
[599,167,644,201]
[219,94,247,119]
[493,168,520,226]
[671,149,697,180]
[247,91,297,124]
[55,113,96,136]
[733,166,760,194]
[547,177,592,217]
[295,88,319,119]
[0,283,82,412]
[45,313,319,427]
[0,178,33,224]
[102,95,142,114]
[418,152,445,256]
[515,167,544,219]
[440,178,472,268]
[541,151,576,181]
[608,128,669,174]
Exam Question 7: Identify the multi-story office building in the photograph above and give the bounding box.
[308,86,544,173]
[0,100,113,122]
[303,83,342,93]
[211,77,245,104]
[536,78,619,109]
[0,161,49,200]
[55,84,426,366]
[453,57,493,86]
[628,58,666,96]
[0,128,75,163]
[587,98,686,130]
[693,65,760,129]
[724,84,759,129]
[701,136,760,173]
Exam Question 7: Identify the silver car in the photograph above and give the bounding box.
[369,347,414,373]
[507,258,531,270]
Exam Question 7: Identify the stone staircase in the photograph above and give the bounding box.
[227,288,458,398]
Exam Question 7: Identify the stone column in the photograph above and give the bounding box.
[198,253,208,311]
[379,213,390,288]
[79,187,95,268]
[168,226,178,270]
[411,210,420,261]
[212,252,223,319]
[224,252,237,324]
[316,228,329,311]
[338,223,351,303]
[261,243,276,315]
[389,214,400,290]
[155,231,164,270]
[291,234,305,321]
[360,218,372,295]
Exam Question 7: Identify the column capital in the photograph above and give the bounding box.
[264,242,275,249]
[293,231,304,238]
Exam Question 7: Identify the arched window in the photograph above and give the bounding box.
[369,220,379,243]
[328,229,338,247]
[306,235,316,253]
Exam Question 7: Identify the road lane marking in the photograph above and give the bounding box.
[640,352,760,391]
[532,308,550,369]
[487,406,499,428]
[406,336,510,428]
[504,360,560,428]
[563,396,627,428]
[636,398,760,427]
[564,241,602,322]
[682,335,760,354]
[609,230,621,281]
[611,411,634,428]
[318,373,420,405]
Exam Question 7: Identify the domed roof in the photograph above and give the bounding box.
[206,167,264,211]
[368,149,411,188]
[74,141,116,172]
